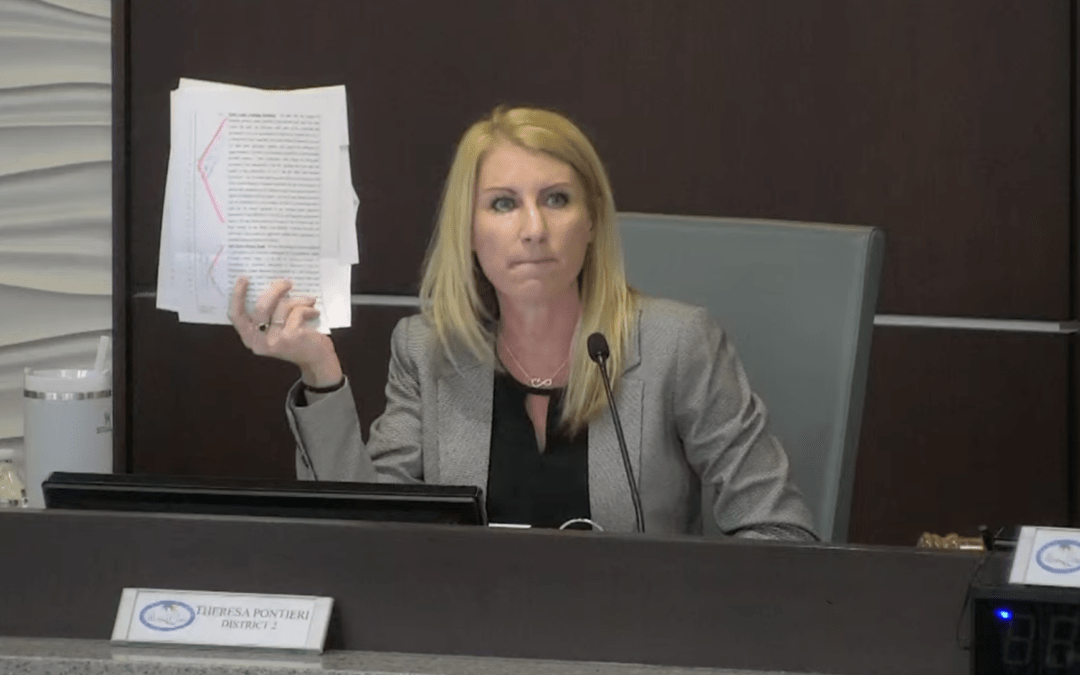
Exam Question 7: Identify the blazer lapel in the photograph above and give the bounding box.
[437,361,493,491]
[588,307,645,532]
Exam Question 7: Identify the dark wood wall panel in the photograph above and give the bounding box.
[132,297,1074,544]
[118,1,1078,541]
[125,0,1071,318]
[129,297,413,477]
[848,327,1070,546]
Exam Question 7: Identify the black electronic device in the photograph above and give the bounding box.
[971,554,1080,674]
[42,472,486,526]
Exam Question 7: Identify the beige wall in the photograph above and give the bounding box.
[0,0,111,465]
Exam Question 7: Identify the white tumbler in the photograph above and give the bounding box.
[23,368,113,508]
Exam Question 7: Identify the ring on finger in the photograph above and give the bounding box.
[256,320,285,333]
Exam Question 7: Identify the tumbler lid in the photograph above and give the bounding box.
[24,368,111,395]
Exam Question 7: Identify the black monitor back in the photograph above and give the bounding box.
[42,472,486,526]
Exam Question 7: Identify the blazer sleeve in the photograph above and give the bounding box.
[672,306,818,540]
[285,317,424,483]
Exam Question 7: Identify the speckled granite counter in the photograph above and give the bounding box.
[0,638,815,675]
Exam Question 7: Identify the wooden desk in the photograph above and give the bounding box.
[0,510,982,674]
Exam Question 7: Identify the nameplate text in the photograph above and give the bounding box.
[112,588,333,652]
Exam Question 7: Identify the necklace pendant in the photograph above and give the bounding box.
[530,378,553,388]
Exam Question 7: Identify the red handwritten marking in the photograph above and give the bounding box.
[198,117,228,296]
[206,244,226,296]
[197,117,228,224]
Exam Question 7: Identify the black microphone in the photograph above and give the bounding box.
[587,332,644,533]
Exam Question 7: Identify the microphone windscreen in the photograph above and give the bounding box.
[587,332,610,362]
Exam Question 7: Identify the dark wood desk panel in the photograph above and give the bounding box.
[121,0,1071,318]
[128,297,414,476]
[1073,332,1079,526]
[1,509,979,675]
[850,327,1069,545]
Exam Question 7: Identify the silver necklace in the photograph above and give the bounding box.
[501,342,569,388]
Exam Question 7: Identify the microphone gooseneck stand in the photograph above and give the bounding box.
[587,332,645,533]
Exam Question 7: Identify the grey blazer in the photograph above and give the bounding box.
[286,296,816,538]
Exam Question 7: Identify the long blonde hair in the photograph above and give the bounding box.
[419,106,636,434]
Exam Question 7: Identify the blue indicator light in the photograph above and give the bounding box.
[996,609,1012,621]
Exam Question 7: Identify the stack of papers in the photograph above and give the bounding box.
[156,79,358,332]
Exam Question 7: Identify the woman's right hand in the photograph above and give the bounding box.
[227,277,344,387]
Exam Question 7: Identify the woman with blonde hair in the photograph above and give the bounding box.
[229,106,816,539]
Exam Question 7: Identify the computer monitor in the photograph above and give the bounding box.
[42,472,486,526]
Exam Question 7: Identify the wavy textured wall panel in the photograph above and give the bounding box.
[0,0,111,463]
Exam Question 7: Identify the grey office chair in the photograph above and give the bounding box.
[618,213,884,542]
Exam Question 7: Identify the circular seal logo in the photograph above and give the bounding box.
[1035,539,1080,574]
[139,600,196,632]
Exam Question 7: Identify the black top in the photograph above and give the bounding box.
[486,372,591,529]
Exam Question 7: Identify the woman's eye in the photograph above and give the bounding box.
[491,196,516,212]
[545,191,570,208]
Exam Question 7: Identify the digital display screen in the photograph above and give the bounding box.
[973,598,1080,674]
